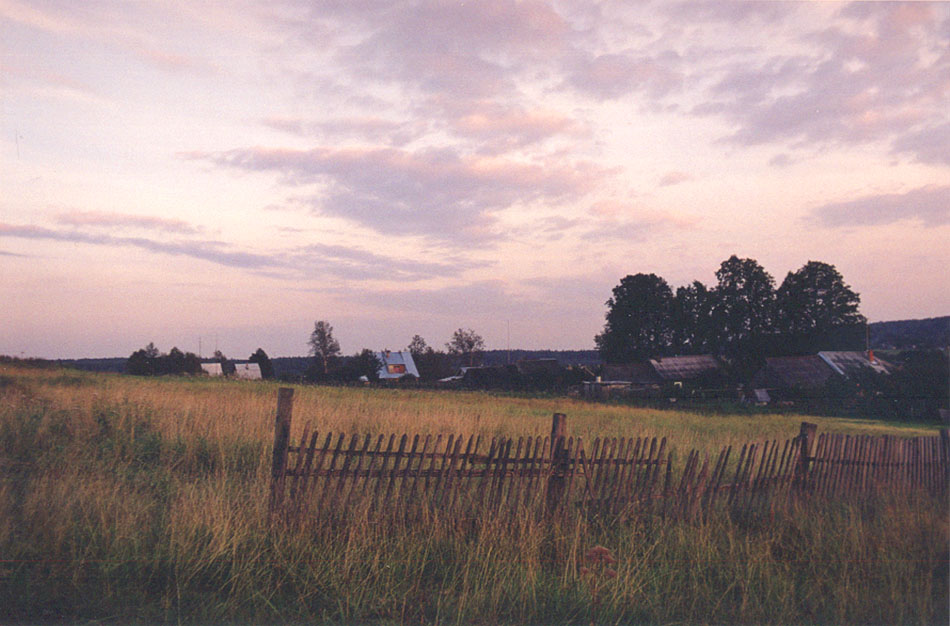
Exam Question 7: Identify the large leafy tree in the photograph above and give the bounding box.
[711,256,775,364]
[446,328,485,367]
[339,349,383,383]
[308,320,341,375]
[595,273,673,363]
[407,334,428,355]
[775,261,866,352]
[249,347,274,379]
[126,343,201,376]
[671,280,715,354]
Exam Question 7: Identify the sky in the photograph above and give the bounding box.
[1,0,948,359]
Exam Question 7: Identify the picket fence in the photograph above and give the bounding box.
[267,389,950,520]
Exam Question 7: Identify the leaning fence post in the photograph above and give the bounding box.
[546,413,568,514]
[795,421,817,490]
[269,387,295,515]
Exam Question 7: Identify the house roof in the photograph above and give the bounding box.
[818,351,891,377]
[649,355,721,381]
[756,355,835,389]
[376,350,420,379]
[601,362,661,385]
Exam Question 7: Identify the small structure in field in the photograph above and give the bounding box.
[376,350,420,380]
[582,378,634,400]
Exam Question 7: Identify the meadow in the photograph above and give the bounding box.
[1,364,947,624]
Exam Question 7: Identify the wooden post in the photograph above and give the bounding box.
[795,421,817,490]
[546,413,568,514]
[269,387,295,515]
[940,430,950,493]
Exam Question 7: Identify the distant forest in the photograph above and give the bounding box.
[869,316,949,350]
[45,316,948,376]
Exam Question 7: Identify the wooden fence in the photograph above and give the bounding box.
[268,388,950,521]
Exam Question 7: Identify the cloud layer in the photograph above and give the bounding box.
[2,0,948,358]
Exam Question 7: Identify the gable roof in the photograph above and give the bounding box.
[376,350,420,379]
[818,351,891,377]
[649,355,721,382]
[601,362,661,385]
[755,355,835,389]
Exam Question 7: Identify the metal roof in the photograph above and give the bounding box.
[649,355,721,381]
[818,351,891,377]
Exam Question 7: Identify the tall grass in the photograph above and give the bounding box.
[1,365,947,624]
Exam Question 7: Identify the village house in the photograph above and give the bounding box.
[376,350,420,380]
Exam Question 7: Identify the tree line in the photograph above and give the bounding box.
[305,322,486,383]
[596,256,866,375]
[126,343,274,378]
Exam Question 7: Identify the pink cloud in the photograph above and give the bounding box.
[809,185,950,228]
[448,101,581,148]
[55,211,201,234]
[188,144,608,242]
[659,171,693,187]
[697,2,949,157]
[567,52,683,100]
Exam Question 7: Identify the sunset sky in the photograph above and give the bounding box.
[2,0,948,360]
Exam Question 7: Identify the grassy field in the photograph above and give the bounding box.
[1,364,947,624]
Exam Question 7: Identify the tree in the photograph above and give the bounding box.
[126,347,156,375]
[346,349,383,383]
[144,342,160,359]
[126,343,201,376]
[214,349,235,376]
[249,348,274,379]
[446,328,485,367]
[671,280,714,354]
[595,273,673,363]
[775,261,866,352]
[407,335,428,355]
[711,256,776,354]
[309,320,341,375]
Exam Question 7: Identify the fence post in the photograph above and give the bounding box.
[795,421,817,489]
[269,387,295,515]
[546,413,568,514]
[941,430,950,491]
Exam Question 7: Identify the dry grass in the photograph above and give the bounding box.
[1,364,947,624]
